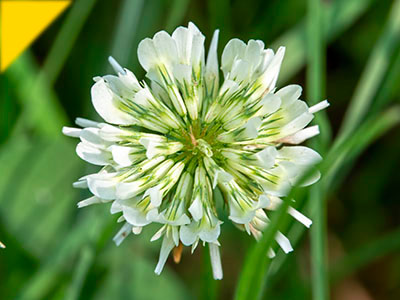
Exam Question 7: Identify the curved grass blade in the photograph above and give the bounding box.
[336,0,400,146]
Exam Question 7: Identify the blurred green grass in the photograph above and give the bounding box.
[1,0,400,299]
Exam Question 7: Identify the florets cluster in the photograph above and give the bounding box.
[63,22,328,279]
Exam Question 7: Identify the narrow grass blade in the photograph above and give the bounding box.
[110,0,144,67]
[15,208,110,300]
[65,246,94,300]
[5,53,68,137]
[307,0,329,299]
[276,0,375,84]
[41,0,98,86]
[336,0,400,145]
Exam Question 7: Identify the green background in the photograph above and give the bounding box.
[1,0,400,299]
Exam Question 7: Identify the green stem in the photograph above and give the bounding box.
[307,0,329,299]
[65,245,94,300]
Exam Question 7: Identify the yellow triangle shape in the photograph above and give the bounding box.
[1,0,71,72]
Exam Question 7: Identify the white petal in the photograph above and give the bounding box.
[230,59,250,82]
[257,93,281,116]
[188,197,203,221]
[221,38,246,76]
[279,161,299,179]
[75,117,100,128]
[109,145,135,167]
[116,181,143,200]
[113,222,133,246]
[298,168,321,186]
[209,243,223,280]
[261,46,285,91]
[180,223,198,246]
[172,64,192,83]
[218,79,239,97]
[153,31,178,65]
[244,39,263,69]
[108,56,126,75]
[267,248,276,258]
[146,208,160,222]
[280,111,314,138]
[255,146,278,169]
[229,201,257,224]
[191,239,199,253]
[151,226,166,242]
[154,236,175,275]
[288,207,312,228]
[172,26,191,64]
[77,196,102,208]
[62,127,81,138]
[91,79,135,125]
[144,185,162,207]
[132,226,142,235]
[76,142,111,166]
[87,174,117,200]
[110,200,123,214]
[276,85,302,108]
[277,125,320,144]
[172,226,180,246]
[205,29,219,94]
[278,146,322,166]
[190,33,205,69]
[198,222,221,243]
[137,38,158,71]
[243,117,262,139]
[80,128,106,148]
[275,231,293,253]
[309,100,330,114]
[258,194,271,208]
[73,180,87,189]
[123,206,152,227]
[213,170,233,188]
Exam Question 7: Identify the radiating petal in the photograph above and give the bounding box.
[91,79,136,125]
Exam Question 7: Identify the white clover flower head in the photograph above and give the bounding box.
[63,22,329,280]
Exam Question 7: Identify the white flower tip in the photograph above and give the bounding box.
[113,223,133,246]
[154,237,175,275]
[258,195,271,208]
[62,126,81,138]
[108,56,126,75]
[75,117,99,128]
[309,99,330,114]
[132,226,142,235]
[288,207,312,228]
[77,196,103,208]
[278,125,320,144]
[72,180,88,189]
[267,248,276,259]
[150,227,165,242]
[277,46,286,55]
[154,269,162,276]
[0,241,5,249]
[209,243,223,280]
[275,231,293,254]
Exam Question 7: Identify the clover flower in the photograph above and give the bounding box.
[63,22,329,280]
